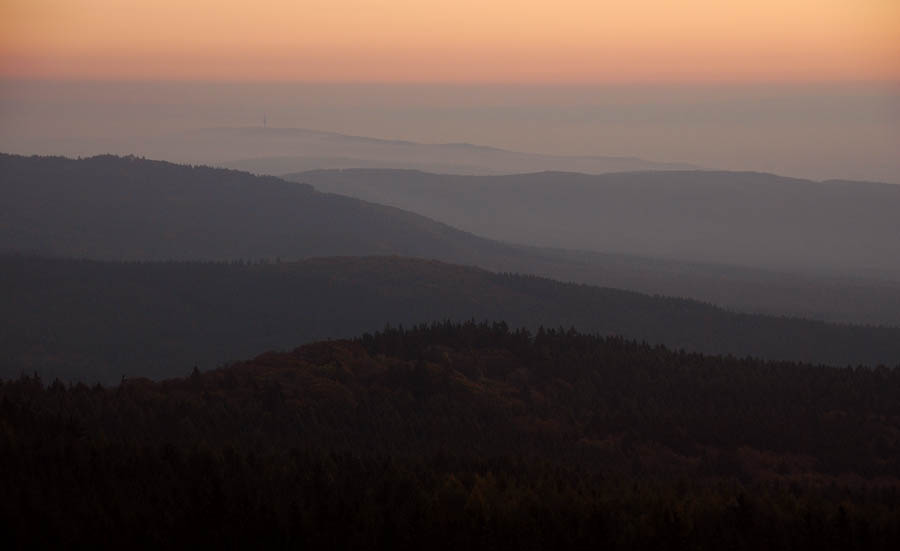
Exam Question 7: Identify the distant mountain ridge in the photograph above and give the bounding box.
[199,126,699,175]
[37,125,695,175]
[289,168,900,280]
[4,153,900,327]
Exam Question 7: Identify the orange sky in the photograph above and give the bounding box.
[1,0,898,82]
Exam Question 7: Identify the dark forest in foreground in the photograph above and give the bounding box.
[4,255,900,383]
[2,323,899,549]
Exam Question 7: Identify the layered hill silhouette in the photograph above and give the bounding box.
[4,153,900,326]
[4,254,900,383]
[4,322,899,547]
[291,169,900,280]
[3,154,900,548]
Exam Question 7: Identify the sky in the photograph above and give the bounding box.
[2,0,899,82]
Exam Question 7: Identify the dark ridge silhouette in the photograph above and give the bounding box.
[2,322,899,548]
[3,153,900,326]
[3,254,899,383]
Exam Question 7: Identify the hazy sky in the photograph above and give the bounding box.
[2,0,899,82]
[2,2,899,182]
[2,80,898,183]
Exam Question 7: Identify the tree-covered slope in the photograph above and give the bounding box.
[3,323,899,548]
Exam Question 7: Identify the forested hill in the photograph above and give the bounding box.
[3,322,899,548]
[4,254,900,383]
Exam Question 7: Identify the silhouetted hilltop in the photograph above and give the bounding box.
[3,254,899,383]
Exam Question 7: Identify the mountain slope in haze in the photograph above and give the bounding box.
[144,126,697,175]
[4,153,900,327]
[4,254,900,383]
[290,169,900,280]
